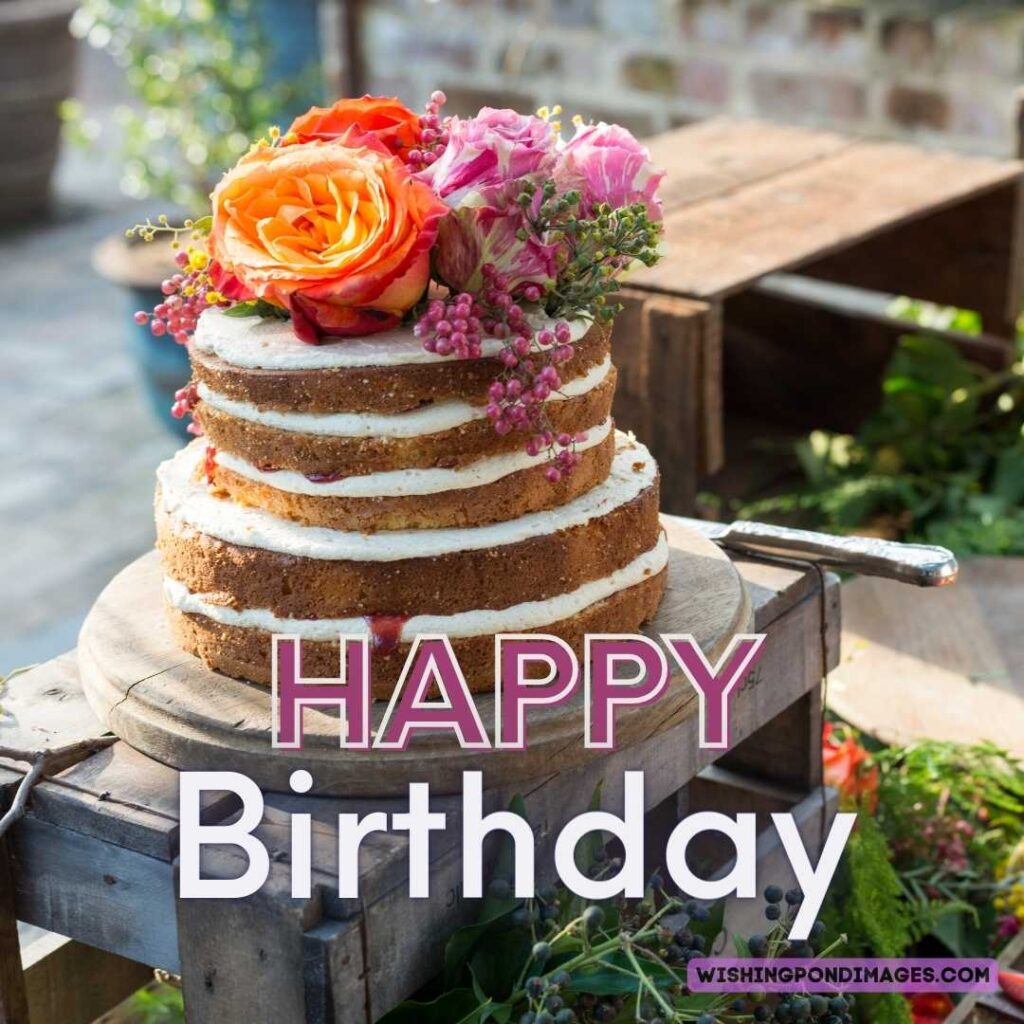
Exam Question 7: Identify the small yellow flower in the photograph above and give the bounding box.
[188,247,209,272]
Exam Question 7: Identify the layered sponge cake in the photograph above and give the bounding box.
[157,307,668,696]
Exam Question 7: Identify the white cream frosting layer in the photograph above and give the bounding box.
[163,532,667,640]
[214,418,614,497]
[157,431,656,562]
[197,356,611,437]
[192,306,591,371]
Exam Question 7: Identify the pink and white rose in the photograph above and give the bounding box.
[555,121,664,222]
[419,107,556,206]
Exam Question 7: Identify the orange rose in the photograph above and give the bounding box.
[287,96,421,161]
[207,135,447,341]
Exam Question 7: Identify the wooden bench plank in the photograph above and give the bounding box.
[645,118,857,212]
[10,815,180,972]
[31,741,239,861]
[0,652,108,765]
[635,131,1022,303]
[832,563,1024,757]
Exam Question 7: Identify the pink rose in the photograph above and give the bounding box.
[419,107,556,206]
[433,181,559,294]
[556,121,664,222]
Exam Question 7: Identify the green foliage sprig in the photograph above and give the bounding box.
[732,304,1024,556]
[513,179,663,326]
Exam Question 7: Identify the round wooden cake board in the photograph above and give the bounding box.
[78,518,752,796]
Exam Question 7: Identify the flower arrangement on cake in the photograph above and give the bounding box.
[141,92,669,692]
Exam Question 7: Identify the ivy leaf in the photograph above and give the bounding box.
[469,929,533,1001]
[222,298,289,320]
[445,795,531,989]
[565,951,678,996]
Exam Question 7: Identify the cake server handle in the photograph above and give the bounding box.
[677,517,958,587]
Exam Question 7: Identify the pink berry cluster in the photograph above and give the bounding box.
[406,90,449,171]
[170,381,204,436]
[415,264,587,483]
[132,250,223,344]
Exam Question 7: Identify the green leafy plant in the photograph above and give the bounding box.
[380,793,851,1024]
[65,0,321,209]
[123,981,185,1023]
[734,305,1024,556]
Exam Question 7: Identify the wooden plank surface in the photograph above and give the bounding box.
[0,651,108,760]
[10,815,180,971]
[644,119,856,213]
[0,835,30,1024]
[633,118,1023,304]
[174,845,322,1023]
[22,932,152,1024]
[831,559,1024,756]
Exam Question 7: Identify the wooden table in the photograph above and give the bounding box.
[611,118,1024,512]
[1,545,839,1024]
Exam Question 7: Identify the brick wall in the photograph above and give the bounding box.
[344,0,1024,156]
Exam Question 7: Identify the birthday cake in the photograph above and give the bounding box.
[143,93,668,695]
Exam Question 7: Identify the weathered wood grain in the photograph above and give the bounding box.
[831,561,1024,756]
[302,919,368,1024]
[10,815,179,971]
[636,138,1023,303]
[634,120,1023,313]
[31,742,240,861]
[174,845,322,1024]
[22,932,152,1024]
[644,119,856,213]
[0,834,30,1024]
[77,518,752,796]
[0,651,107,763]
[611,291,722,506]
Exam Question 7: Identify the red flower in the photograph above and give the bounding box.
[286,96,422,162]
[908,993,954,1023]
[822,723,879,812]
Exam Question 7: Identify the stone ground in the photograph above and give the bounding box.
[0,46,180,672]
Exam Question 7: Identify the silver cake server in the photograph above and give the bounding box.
[676,518,958,587]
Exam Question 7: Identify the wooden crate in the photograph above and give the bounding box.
[1,545,840,1024]
[623,118,1024,500]
[610,290,723,514]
